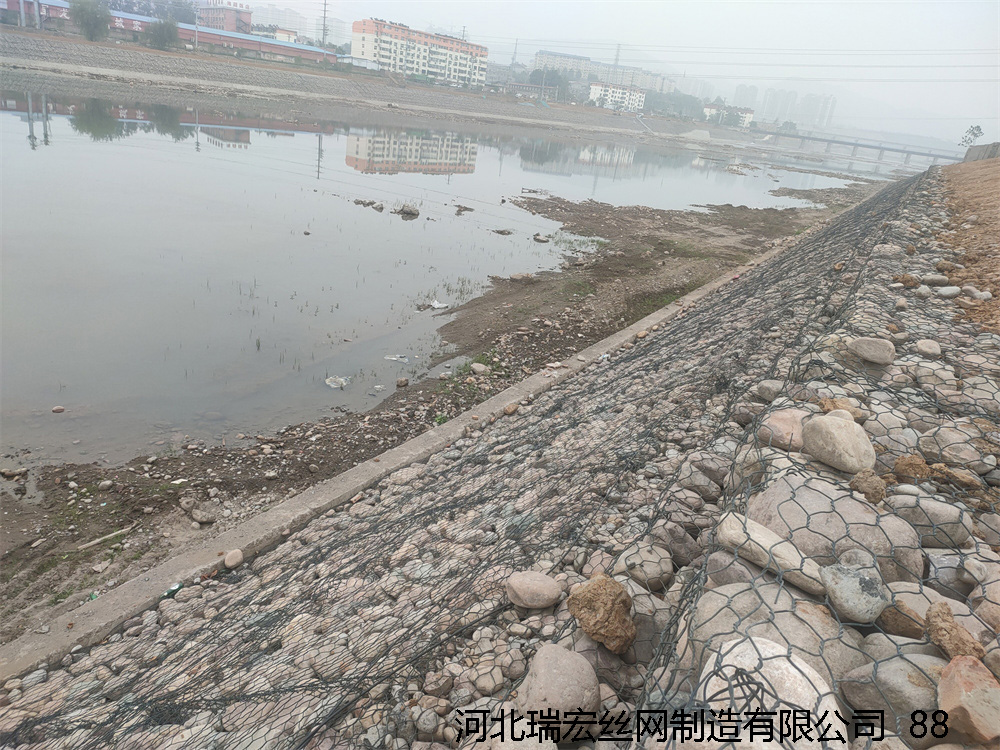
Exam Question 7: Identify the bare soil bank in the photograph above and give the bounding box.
[942,159,1000,333]
[0,174,881,644]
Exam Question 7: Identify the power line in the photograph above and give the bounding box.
[609,60,997,68]
[669,74,999,82]
[468,36,998,55]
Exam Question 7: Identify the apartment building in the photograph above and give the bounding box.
[351,19,487,86]
[589,82,646,112]
[533,50,590,77]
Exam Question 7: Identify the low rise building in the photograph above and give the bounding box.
[351,18,487,86]
[505,82,557,100]
[198,0,251,33]
[589,82,645,112]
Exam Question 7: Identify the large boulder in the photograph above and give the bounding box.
[515,644,600,736]
[938,655,1000,744]
[746,474,922,583]
[662,637,842,750]
[802,415,876,474]
[842,655,948,748]
[699,636,839,714]
[685,581,870,690]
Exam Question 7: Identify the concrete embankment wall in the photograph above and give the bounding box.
[1,162,998,748]
[964,141,1000,161]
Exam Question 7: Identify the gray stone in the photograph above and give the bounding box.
[505,571,562,609]
[21,669,47,690]
[848,337,896,366]
[918,426,985,467]
[676,462,722,502]
[921,274,950,287]
[224,549,244,569]
[190,504,217,524]
[936,286,962,299]
[819,563,889,623]
[861,633,942,662]
[884,495,972,549]
[916,339,941,358]
[612,542,672,591]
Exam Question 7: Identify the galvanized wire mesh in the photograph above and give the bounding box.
[3,166,998,750]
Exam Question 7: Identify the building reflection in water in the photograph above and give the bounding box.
[345,131,477,175]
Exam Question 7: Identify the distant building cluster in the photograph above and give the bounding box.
[759,89,836,128]
[350,19,487,86]
[249,3,348,45]
[588,82,646,112]
[532,50,674,93]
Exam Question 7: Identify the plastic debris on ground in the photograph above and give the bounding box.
[325,376,351,390]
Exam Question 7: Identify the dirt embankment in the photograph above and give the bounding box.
[0,176,878,645]
[941,159,1000,333]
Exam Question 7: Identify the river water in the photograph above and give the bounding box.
[1,91,853,464]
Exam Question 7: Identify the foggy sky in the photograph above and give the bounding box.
[295,0,999,144]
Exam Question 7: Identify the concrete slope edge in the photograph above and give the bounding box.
[0,227,794,681]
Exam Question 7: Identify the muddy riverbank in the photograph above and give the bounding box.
[0,175,880,645]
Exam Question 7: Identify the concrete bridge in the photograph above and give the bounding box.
[765,131,963,165]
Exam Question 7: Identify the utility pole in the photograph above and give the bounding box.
[613,43,620,85]
[33,0,41,28]
[461,25,466,40]
[18,0,25,27]
[41,93,49,145]
[511,38,517,66]
[26,92,37,150]
[321,0,328,46]
[194,2,199,50]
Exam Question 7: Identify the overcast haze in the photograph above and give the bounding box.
[281,0,999,144]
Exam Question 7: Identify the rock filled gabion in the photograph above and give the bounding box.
[2,168,998,750]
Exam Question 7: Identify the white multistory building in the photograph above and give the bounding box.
[351,19,487,86]
[589,82,646,112]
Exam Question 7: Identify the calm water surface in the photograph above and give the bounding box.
[1,92,850,464]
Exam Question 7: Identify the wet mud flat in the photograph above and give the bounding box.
[0,175,880,645]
